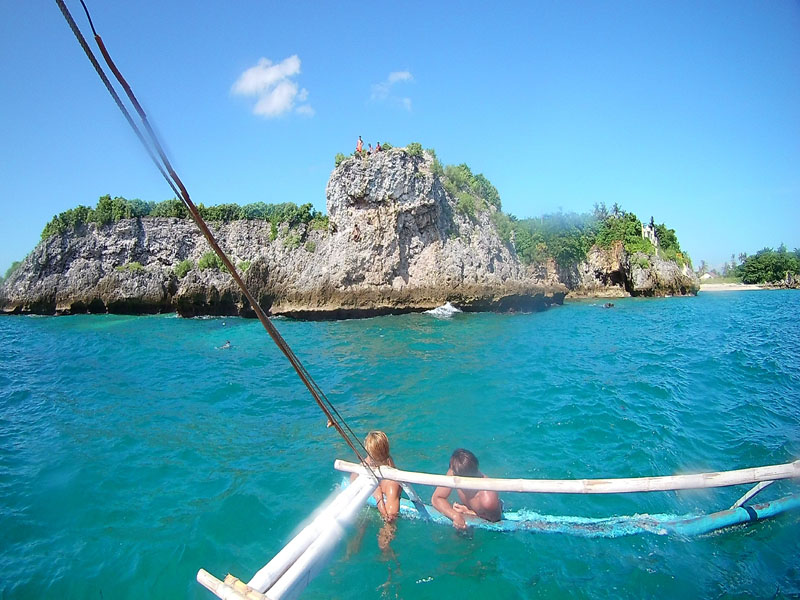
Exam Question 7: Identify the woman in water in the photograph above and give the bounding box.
[350,430,401,551]
[358,430,400,522]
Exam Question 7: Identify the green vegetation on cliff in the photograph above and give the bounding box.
[595,210,652,254]
[511,212,599,267]
[174,259,193,279]
[442,163,502,221]
[406,142,424,157]
[115,261,144,272]
[432,155,687,269]
[511,206,688,269]
[198,251,226,271]
[41,195,327,241]
[1,260,22,284]
[421,148,689,269]
[653,224,689,267]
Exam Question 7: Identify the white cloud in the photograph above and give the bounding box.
[388,71,412,84]
[232,55,312,118]
[296,104,315,117]
[252,80,298,117]
[370,83,390,101]
[232,56,300,95]
[370,70,414,110]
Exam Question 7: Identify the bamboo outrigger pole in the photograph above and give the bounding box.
[246,476,377,593]
[197,475,378,600]
[335,459,800,494]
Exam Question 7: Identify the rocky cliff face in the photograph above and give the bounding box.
[625,252,699,296]
[1,149,566,318]
[562,241,699,298]
[1,149,699,317]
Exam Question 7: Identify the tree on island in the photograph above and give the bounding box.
[40,195,329,241]
[734,245,800,284]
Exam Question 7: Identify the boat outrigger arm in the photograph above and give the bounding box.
[334,459,800,495]
[197,460,799,600]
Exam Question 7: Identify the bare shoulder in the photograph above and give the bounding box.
[381,479,401,497]
[475,490,502,521]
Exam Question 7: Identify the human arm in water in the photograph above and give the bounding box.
[375,456,400,521]
[431,468,468,530]
[375,480,401,521]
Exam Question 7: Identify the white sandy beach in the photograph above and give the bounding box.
[699,282,765,292]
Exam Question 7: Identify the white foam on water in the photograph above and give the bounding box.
[425,302,462,318]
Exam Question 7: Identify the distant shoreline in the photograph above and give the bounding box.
[699,282,765,292]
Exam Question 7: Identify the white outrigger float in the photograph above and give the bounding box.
[196,459,800,600]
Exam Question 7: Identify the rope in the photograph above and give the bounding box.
[54,0,377,472]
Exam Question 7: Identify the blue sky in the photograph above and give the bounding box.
[1,1,798,276]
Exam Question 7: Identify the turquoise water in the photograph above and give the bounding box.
[1,291,799,599]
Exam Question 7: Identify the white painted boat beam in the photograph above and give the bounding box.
[731,480,776,509]
[198,474,378,600]
[334,459,800,494]
[265,475,378,599]
[246,474,377,593]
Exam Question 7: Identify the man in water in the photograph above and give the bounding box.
[431,448,502,529]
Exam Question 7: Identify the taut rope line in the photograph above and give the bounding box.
[54,0,374,469]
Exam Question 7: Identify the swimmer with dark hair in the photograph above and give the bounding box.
[431,448,502,529]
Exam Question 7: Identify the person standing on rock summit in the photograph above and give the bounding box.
[356,136,363,153]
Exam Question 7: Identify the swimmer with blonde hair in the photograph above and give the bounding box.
[352,430,401,522]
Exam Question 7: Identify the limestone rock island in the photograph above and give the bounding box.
[0,147,698,318]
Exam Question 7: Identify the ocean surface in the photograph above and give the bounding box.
[1,290,799,599]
